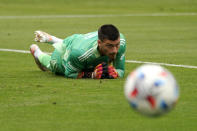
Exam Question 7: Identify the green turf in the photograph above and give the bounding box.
[0,0,197,131]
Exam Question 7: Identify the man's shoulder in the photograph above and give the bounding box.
[119,33,126,46]
[118,33,126,54]
[120,32,126,44]
[120,33,126,40]
[70,47,97,63]
[83,31,98,39]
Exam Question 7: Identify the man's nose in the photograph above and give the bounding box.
[112,46,118,53]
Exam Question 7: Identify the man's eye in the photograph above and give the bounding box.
[107,45,113,47]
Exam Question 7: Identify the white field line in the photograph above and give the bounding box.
[0,48,50,54]
[0,48,30,53]
[0,48,197,69]
[0,13,197,19]
[125,60,197,69]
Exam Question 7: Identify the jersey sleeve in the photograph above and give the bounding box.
[113,35,126,78]
[64,49,85,78]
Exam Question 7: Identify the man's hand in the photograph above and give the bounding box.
[78,63,119,79]
[92,62,108,79]
[108,65,118,79]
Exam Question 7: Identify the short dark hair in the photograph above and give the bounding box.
[98,24,120,41]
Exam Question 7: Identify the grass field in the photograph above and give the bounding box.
[0,0,197,130]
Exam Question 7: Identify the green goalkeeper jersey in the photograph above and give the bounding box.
[53,31,126,78]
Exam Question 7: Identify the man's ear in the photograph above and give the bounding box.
[97,40,101,46]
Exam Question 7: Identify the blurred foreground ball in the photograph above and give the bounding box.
[124,64,179,116]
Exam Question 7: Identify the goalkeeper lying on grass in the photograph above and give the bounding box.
[30,24,126,79]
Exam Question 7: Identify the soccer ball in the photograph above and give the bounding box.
[124,64,179,116]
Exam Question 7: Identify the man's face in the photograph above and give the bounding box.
[98,37,120,61]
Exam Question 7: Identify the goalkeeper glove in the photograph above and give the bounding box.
[108,65,118,79]
[77,63,108,79]
[77,63,118,79]
[92,62,109,79]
